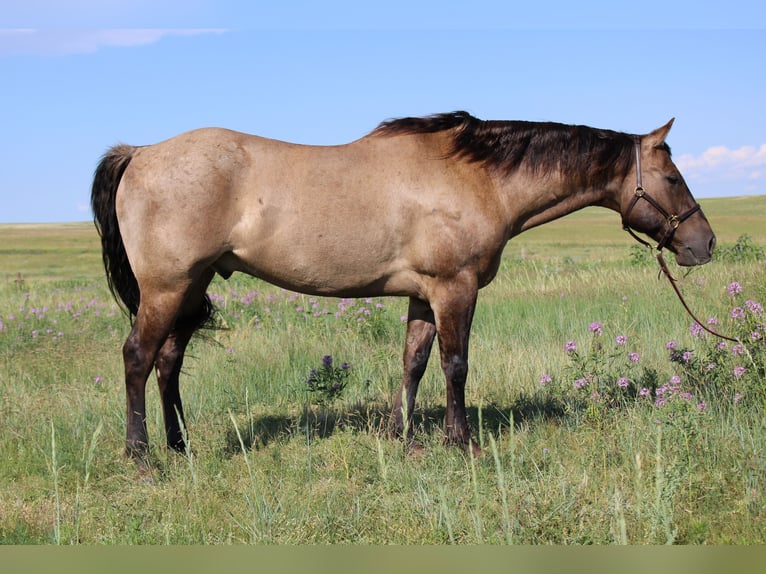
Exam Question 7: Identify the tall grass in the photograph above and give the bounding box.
[0,198,764,544]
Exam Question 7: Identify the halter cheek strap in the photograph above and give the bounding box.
[621,136,701,252]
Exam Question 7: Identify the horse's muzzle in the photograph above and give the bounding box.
[675,234,715,266]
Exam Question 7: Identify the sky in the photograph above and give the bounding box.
[1,1,765,223]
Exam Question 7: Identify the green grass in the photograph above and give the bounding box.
[1,196,764,544]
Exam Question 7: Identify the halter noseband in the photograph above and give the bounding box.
[621,136,701,252]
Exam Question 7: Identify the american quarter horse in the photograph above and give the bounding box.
[91,111,715,468]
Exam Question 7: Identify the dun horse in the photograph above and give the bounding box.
[91,111,715,468]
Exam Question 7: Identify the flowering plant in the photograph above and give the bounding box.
[304,354,351,404]
[669,281,765,407]
[540,278,765,420]
[541,321,660,413]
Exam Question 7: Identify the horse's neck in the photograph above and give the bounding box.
[496,173,621,236]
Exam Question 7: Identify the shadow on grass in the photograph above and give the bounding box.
[222,393,568,456]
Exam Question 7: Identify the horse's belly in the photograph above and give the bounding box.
[213,243,415,298]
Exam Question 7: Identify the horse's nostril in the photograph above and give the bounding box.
[708,235,716,255]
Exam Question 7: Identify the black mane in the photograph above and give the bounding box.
[374,111,636,187]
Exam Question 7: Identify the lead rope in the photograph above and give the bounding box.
[655,251,739,342]
[627,138,738,342]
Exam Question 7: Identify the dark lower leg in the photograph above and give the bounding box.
[443,355,480,456]
[443,356,473,446]
[392,298,436,440]
[433,280,479,455]
[155,328,195,452]
[121,294,189,467]
[123,326,157,464]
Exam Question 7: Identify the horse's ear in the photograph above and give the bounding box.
[646,118,675,147]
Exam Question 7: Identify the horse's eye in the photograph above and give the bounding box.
[666,175,680,185]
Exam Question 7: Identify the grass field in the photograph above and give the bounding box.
[0,196,764,544]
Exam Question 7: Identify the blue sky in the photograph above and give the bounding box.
[2,1,765,223]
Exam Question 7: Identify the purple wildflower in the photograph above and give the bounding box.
[733,366,746,378]
[629,352,640,363]
[689,322,704,337]
[682,351,694,363]
[565,340,577,353]
[734,393,743,404]
[615,335,627,346]
[728,281,743,296]
[666,340,677,351]
[539,373,552,385]
[322,355,333,369]
[732,344,745,356]
[617,377,630,389]
[697,402,707,412]
[731,307,746,320]
[707,317,719,326]
[574,378,588,389]
[589,322,603,336]
[639,387,651,398]
[745,300,763,314]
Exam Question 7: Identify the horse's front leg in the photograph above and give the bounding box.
[431,275,480,456]
[392,297,436,444]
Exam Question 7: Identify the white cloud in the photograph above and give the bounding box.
[677,144,766,184]
[0,28,226,56]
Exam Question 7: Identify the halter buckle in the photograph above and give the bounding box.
[668,214,680,229]
[634,186,645,197]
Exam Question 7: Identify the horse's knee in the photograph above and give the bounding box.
[443,355,468,383]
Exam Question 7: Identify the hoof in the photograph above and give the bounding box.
[129,455,155,485]
[168,440,191,456]
[465,439,483,459]
[444,434,482,458]
[406,440,426,458]
[136,469,155,486]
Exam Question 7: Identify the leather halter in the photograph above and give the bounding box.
[621,136,701,252]
[621,137,736,342]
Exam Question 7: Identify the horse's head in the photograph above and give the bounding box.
[621,119,715,266]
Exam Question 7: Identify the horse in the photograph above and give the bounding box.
[91,111,715,469]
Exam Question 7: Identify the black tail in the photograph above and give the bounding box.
[91,145,139,319]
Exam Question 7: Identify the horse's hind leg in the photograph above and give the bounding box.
[154,325,196,453]
[123,294,185,466]
[154,272,215,453]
